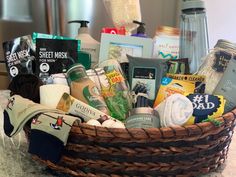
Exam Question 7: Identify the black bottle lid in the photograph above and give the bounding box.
[133,20,146,34]
[68,20,89,27]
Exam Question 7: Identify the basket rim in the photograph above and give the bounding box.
[69,109,236,141]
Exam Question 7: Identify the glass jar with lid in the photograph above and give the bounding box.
[197,39,236,94]
[153,26,180,59]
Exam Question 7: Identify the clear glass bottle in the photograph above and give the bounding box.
[179,0,209,74]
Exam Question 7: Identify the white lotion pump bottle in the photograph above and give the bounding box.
[68,20,100,68]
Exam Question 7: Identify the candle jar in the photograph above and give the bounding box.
[125,107,160,128]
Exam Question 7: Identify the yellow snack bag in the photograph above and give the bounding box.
[166,73,206,93]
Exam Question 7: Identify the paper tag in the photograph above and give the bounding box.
[212,51,232,72]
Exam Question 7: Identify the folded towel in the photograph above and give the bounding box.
[154,93,193,127]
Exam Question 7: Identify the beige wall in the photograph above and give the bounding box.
[140,0,179,38]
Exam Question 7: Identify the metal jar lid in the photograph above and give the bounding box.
[182,0,205,11]
[156,26,180,36]
[129,107,159,117]
[66,63,87,82]
[214,39,236,51]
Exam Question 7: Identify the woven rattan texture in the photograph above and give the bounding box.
[24,109,236,177]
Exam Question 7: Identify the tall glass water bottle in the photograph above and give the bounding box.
[179,0,209,73]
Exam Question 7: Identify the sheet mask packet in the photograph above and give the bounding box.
[2,35,36,78]
[185,93,226,125]
[153,77,196,107]
[166,73,206,93]
[32,32,74,43]
[167,58,190,74]
[127,54,169,107]
[32,32,91,69]
[35,38,78,84]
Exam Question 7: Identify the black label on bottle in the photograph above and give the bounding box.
[212,51,232,72]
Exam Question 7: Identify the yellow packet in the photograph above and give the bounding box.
[166,73,206,93]
[185,93,226,125]
[153,77,196,107]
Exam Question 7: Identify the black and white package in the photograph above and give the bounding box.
[2,35,36,78]
[36,38,78,83]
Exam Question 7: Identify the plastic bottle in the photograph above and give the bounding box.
[66,64,110,115]
[131,20,148,38]
[179,0,209,73]
[68,20,100,68]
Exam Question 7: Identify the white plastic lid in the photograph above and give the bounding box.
[182,0,205,10]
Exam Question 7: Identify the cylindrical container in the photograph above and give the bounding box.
[99,59,132,121]
[179,0,209,73]
[86,69,102,92]
[125,107,160,128]
[198,39,236,94]
[40,84,70,109]
[153,26,180,59]
[66,64,110,115]
[51,73,68,86]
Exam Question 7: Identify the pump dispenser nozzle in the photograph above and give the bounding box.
[68,20,90,34]
[133,20,146,34]
[131,20,147,38]
[68,20,89,27]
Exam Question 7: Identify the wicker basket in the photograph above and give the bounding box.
[24,109,236,177]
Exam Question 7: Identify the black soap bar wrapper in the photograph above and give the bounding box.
[36,38,78,83]
[2,35,36,78]
[127,54,169,107]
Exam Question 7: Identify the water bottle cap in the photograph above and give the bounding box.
[182,0,205,10]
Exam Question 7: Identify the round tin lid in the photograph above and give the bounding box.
[156,26,180,36]
[214,39,236,51]
[130,107,159,116]
[66,63,86,81]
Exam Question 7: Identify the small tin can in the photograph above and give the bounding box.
[125,107,160,128]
